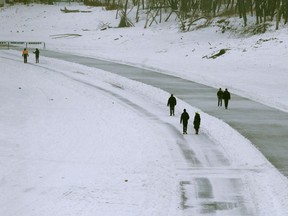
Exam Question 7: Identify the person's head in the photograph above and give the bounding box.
[24,48,26,50]
[184,109,186,112]
[219,88,222,90]
[171,94,173,96]
[225,88,228,91]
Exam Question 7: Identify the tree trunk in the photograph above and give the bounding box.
[238,0,247,26]
[276,0,281,29]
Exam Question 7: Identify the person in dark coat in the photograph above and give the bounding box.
[193,112,201,134]
[223,88,231,109]
[33,48,40,63]
[22,48,29,63]
[167,94,177,116]
[217,88,223,107]
[180,109,190,134]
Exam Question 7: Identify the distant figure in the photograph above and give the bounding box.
[193,112,201,134]
[223,88,231,109]
[22,48,29,63]
[180,109,190,134]
[33,48,40,63]
[167,94,177,116]
[217,88,223,107]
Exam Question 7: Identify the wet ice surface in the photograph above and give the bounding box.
[172,134,256,215]
[180,178,252,215]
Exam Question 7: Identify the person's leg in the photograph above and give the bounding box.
[183,123,188,134]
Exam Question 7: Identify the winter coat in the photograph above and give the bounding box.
[193,113,201,129]
[167,95,177,107]
[180,111,190,125]
[223,90,231,101]
[217,89,223,99]
[22,49,29,57]
[33,49,40,57]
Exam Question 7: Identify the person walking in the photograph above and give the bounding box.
[180,109,190,134]
[193,112,201,134]
[33,48,40,63]
[22,48,29,63]
[223,88,231,109]
[167,94,177,116]
[217,88,223,107]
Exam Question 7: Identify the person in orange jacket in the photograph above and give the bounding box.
[22,48,29,63]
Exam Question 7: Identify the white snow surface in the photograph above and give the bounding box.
[0,3,288,216]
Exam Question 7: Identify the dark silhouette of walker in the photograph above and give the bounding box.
[180,109,190,134]
[193,112,201,134]
[167,94,177,116]
[217,88,223,107]
[33,48,40,63]
[223,88,231,109]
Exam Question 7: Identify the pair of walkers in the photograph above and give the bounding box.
[180,109,201,135]
[167,94,201,135]
[217,88,231,109]
[22,48,40,63]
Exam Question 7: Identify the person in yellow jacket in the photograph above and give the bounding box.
[22,48,29,63]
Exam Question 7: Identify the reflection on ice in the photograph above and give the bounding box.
[180,177,255,215]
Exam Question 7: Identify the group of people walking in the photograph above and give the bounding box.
[217,88,231,109]
[167,94,201,135]
[22,48,40,63]
[167,88,231,135]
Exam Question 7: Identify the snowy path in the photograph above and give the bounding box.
[39,49,288,177]
[1,50,288,215]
